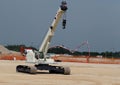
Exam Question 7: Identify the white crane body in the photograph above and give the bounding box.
[16,1,70,75]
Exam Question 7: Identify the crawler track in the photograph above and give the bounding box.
[16,64,70,75]
[16,65,37,74]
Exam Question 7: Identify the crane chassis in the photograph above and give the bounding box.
[16,1,70,75]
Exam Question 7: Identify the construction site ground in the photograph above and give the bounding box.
[0,60,120,85]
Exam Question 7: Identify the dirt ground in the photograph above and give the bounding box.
[0,60,120,85]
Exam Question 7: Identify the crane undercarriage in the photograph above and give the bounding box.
[16,64,70,75]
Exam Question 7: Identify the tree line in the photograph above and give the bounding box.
[5,45,120,58]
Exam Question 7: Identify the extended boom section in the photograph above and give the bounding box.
[39,1,68,60]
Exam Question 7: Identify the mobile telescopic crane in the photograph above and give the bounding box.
[16,1,70,75]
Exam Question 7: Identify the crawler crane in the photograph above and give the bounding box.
[16,1,70,75]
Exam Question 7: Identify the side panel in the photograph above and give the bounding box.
[26,50,36,63]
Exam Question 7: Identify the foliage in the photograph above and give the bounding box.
[5,45,37,52]
[48,46,120,58]
[5,45,22,52]
[5,45,120,58]
[48,46,71,54]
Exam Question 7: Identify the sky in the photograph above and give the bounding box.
[0,0,120,52]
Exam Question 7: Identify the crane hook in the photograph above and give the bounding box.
[62,19,66,29]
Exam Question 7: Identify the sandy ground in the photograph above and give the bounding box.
[0,60,120,85]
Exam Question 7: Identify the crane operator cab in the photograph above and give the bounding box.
[25,49,54,64]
